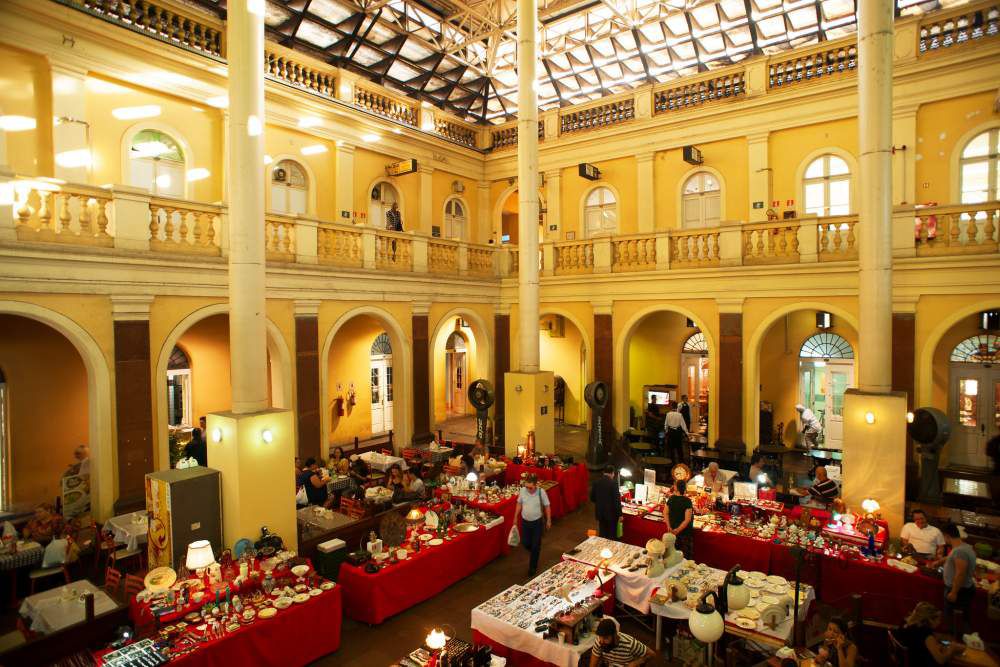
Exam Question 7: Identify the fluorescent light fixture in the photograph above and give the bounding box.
[0,115,36,132]
[298,116,322,129]
[155,173,172,189]
[132,141,172,158]
[206,95,228,108]
[211,427,222,443]
[247,115,262,137]
[361,133,380,143]
[55,149,93,169]
[187,168,210,181]
[112,105,161,120]
[261,429,274,444]
[263,154,273,165]
[301,144,327,155]
[392,128,402,134]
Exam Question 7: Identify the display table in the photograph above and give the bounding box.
[501,461,589,513]
[339,523,504,624]
[106,510,149,551]
[20,580,119,634]
[563,536,673,614]
[439,491,518,554]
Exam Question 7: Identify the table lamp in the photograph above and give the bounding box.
[861,498,881,520]
[186,540,215,586]
[689,590,725,664]
[426,627,448,665]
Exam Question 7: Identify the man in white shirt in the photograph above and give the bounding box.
[795,404,822,449]
[900,509,945,557]
[665,404,689,465]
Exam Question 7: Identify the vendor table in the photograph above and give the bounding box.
[106,510,149,552]
[20,580,119,634]
[339,522,505,625]
[502,461,589,513]
[352,451,407,472]
[441,492,518,554]
[563,536,671,614]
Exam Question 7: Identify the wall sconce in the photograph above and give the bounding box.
[210,427,222,443]
[864,411,876,425]
[906,411,914,423]
[261,429,274,444]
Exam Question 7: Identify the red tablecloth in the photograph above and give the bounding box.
[472,629,567,667]
[107,585,342,666]
[339,524,504,625]
[432,491,519,554]
[621,515,996,640]
[502,461,589,514]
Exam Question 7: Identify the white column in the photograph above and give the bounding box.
[227,0,269,414]
[419,164,433,235]
[857,0,894,393]
[747,132,771,222]
[517,0,540,373]
[477,180,491,243]
[50,62,90,183]
[544,169,561,240]
[636,153,655,232]
[336,143,355,222]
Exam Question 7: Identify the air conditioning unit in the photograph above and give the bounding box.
[452,180,465,193]
[540,315,564,338]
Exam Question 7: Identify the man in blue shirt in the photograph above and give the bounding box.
[513,473,551,577]
[932,523,977,635]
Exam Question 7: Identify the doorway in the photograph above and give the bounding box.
[370,333,394,434]
[798,332,855,449]
[680,332,710,434]
[369,182,399,229]
[445,331,467,417]
[948,334,1000,469]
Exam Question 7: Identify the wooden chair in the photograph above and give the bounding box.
[108,541,145,574]
[103,567,122,598]
[93,532,117,579]
[887,629,910,667]
[28,564,71,595]
[124,574,145,600]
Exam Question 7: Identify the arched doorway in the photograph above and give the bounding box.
[369,180,400,229]
[495,187,546,244]
[431,310,491,438]
[369,333,394,434]
[444,332,467,418]
[166,346,193,428]
[798,332,855,449]
[680,331,710,435]
[946,329,999,470]
[539,313,589,426]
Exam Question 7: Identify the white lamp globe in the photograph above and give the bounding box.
[726,576,750,611]
[688,593,725,643]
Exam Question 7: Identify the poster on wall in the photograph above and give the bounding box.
[145,476,173,569]
[61,474,90,520]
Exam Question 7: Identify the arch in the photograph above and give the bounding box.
[371,332,393,356]
[794,147,858,217]
[951,120,1000,203]
[320,305,412,450]
[366,176,406,228]
[538,306,593,427]
[0,301,114,520]
[266,154,317,216]
[614,304,718,439]
[676,166,727,225]
[429,307,493,427]
[578,182,621,238]
[743,301,860,448]
[682,331,708,355]
[917,298,1000,407]
[120,121,194,199]
[492,183,547,243]
[153,304,294,470]
[799,332,854,359]
[950,334,1000,363]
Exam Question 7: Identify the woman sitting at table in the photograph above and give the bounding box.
[296,458,331,508]
[747,453,771,487]
[394,469,426,502]
[893,602,966,666]
[387,465,404,494]
[348,457,371,499]
[815,617,858,667]
[329,447,349,476]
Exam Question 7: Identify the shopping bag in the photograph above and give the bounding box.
[295,485,308,506]
[507,525,520,547]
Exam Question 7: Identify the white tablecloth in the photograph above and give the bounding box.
[471,608,594,667]
[351,451,407,472]
[106,511,148,552]
[19,580,118,634]
[564,537,676,614]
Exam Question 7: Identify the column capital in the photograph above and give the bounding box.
[336,142,356,155]
[411,301,432,316]
[892,295,919,314]
[46,56,88,79]
[590,299,613,316]
[747,131,770,145]
[111,295,155,321]
[294,299,322,317]
[635,151,655,164]
[716,297,745,314]
[543,168,561,180]
[478,180,491,191]
[496,302,512,316]
[417,164,434,175]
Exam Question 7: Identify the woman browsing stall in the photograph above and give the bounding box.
[664,479,694,558]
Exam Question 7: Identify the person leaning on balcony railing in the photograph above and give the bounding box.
[385,202,402,261]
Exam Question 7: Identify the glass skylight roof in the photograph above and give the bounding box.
[186,0,970,124]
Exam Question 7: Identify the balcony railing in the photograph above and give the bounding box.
[265,47,336,98]
[560,98,635,135]
[149,196,221,255]
[768,40,858,90]
[654,71,745,114]
[553,239,595,275]
[12,181,113,248]
[434,119,477,149]
[76,0,224,57]
[742,220,800,265]
[354,85,417,127]
[428,239,459,274]
[612,235,658,272]
[489,122,545,152]
[318,225,363,268]
[919,3,1000,55]
[265,213,296,262]
[915,202,999,256]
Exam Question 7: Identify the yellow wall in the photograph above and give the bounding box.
[0,44,53,176]
[625,311,691,418]
[354,147,421,231]
[0,314,88,507]
[560,156,637,237]
[265,124,336,221]
[326,315,386,444]
[85,76,224,201]
[770,118,858,212]
[540,315,587,425]
[757,310,858,446]
[654,137,749,229]
[915,91,999,203]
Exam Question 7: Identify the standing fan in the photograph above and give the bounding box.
[585,381,609,469]
[467,379,495,445]
[907,407,950,504]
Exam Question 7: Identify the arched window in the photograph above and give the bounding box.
[444,197,467,240]
[128,128,185,197]
[950,334,1000,364]
[371,333,392,356]
[682,331,708,355]
[445,331,467,352]
[166,345,192,427]
[584,186,618,237]
[799,333,854,360]
[682,172,721,228]
[803,154,851,217]
[959,129,999,204]
[270,159,308,215]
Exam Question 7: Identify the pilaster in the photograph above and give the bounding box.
[716,298,745,454]
[747,132,771,223]
[412,303,433,444]
[418,164,434,236]
[294,300,322,461]
[477,181,491,243]
[49,60,90,183]
[336,143,355,222]
[636,152,655,233]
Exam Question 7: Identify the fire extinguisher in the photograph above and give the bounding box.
[347,384,357,407]
[334,396,345,416]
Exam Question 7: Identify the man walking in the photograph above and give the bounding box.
[590,465,621,540]
[664,403,689,464]
[514,474,551,577]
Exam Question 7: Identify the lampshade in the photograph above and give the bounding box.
[726,577,750,611]
[406,508,424,522]
[689,593,725,643]
[861,498,880,514]
[186,540,215,570]
[426,629,447,650]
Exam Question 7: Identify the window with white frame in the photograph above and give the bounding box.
[128,129,185,197]
[959,129,999,204]
[444,197,467,240]
[682,172,722,228]
[803,154,851,216]
[166,346,193,428]
[584,186,617,237]
[270,159,309,215]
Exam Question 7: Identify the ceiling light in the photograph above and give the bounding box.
[301,144,327,155]
[187,168,210,181]
[298,117,322,129]
[0,116,36,132]
[864,411,876,425]
[361,133,380,143]
[55,149,92,169]
[247,115,262,136]
[112,105,161,120]
[206,95,228,108]
[155,174,172,189]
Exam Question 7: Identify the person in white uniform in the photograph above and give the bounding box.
[795,404,822,449]
[900,509,945,558]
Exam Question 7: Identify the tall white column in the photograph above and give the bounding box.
[857,0,894,393]
[517,0,540,373]
[544,169,561,240]
[227,0,268,413]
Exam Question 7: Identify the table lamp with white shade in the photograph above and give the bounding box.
[689,590,725,665]
[186,540,215,585]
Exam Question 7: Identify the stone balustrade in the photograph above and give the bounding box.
[427,239,459,274]
[265,214,296,262]
[816,215,859,261]
[768,40,858,89]
[654,71,745,114]
[318,225,364,268]
[914,202,999,256]
[560,98,634,135]
[742,221,800,265]
[553,239,595,275]
[11,180,113,247]
[669,228,721,268]
[354,86,417,127]
[77,0,223,56]
[612,235,658,272]
[265,48,336,98]
[919,3,1000,55]
[434,119,477,149]
[149,195,222,255]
